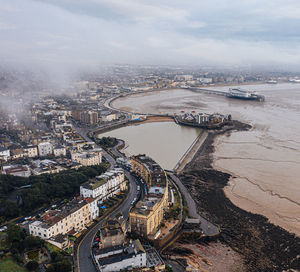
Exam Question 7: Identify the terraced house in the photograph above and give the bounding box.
[29,197,97,240]
[71,148,102,166]
[130,155,169,238]
[131,155,167,189]
[80,168,126,201]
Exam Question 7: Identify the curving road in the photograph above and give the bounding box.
[73,123,139,271]
[77,170,138,272]
[168,172,220,236]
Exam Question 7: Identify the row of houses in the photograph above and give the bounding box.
[93,218,165,272]
[1,148,102,177]
[28,168,126,247]
[80,168,126,201]
[179,112,231,125]
[29,197,97,240]
[129,155,169,238]
[71,109,119,125]
[71,148,102,166]
[0,142,66,162]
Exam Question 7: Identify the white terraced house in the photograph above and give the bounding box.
[29,197,98,239]
[80,168,126,201]
[71,149,102,166]
[38,142,53,157]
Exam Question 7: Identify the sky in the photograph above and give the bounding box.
[1,0,300,70]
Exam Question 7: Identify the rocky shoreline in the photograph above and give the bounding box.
[179,120,300,272]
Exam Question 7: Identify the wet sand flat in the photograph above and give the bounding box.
[112,84,300,236]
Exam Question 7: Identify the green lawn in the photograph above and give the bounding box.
[0,256,27,272]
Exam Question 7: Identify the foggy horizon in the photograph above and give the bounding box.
[1,0,300,74]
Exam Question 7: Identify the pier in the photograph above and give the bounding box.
[184,87,227,96]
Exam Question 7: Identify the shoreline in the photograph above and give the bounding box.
[93,115,174,137]
[179,121,300,271]
[110,81,292,112]
[105,88,300,270]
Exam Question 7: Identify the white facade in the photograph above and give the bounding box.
[88,198,99,219]
[53,146,66,157]
[196,113,210,124]
[101,113,117,122]
[3,165,31,177]
[100,252,146,272]
[96,241,147,272]
[38,142,53,157]
[80,182,107,199]
[24,146,38,158]
[0,148,10,161]
[72,150,102,166]
[29,199,92,240]
[197,77,213,84]
[80,169,126,201]
[175,74,193,81]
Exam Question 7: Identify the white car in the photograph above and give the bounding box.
[0,226,7,232]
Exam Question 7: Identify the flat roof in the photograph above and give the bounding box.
[97,240,145,266]
[81,178,107,190]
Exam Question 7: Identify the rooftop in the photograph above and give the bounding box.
[97,240,145,266]
[132,155,164,174]
[81,177,108,190]
[130,196,162,216]
[31,197,89,229]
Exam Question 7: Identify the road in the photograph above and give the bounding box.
[72,123,116,168]
[73,124,140,272]
[168,173,220,236]
[77,170,138,272]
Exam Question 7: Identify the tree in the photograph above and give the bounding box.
[26,260,39,271]
[0,164,108,222]
[3,200,19,218]
[24,235,44,250]
[7,224,26,243]
[46,260,72,272]
[50,251,64,263]
[7,224,27,253]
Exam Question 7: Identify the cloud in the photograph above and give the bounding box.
[0,0,300,71]
[0,22,16,30]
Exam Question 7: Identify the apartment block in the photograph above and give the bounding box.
[38,142,53,157]
[98,219,125,249]
[53,145,66,157]
[95,240,146,272]
[80,168,126,201]
[29,197,97,240]
[23,145,38,158]
[0,147,10,161]
[130,155,168,238]
[71,149,102,166]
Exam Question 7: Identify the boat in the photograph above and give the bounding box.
[226,88,265,102]
[289,79,300,83]
[267,80,277,84]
